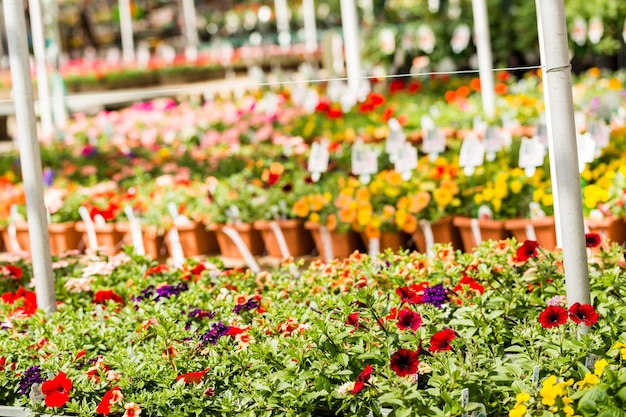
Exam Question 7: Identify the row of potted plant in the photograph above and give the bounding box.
[0,237,624,416]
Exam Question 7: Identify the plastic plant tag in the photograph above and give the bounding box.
[417,24,436,53]
[419,220,436,257]
[483,126,503,161]
[421,115,436,132]
[576,133,596,173]
[308,139,330,182]
[518,137,546,173]
[451,24,471,53]
[459,133,485,172]
[368,238,380,258]
[386,118,406,157]
[269,221,291,259]
[167,202,185,266]
[461,388,469,416]
[532,365,541,385]
[478,205,493,221]
[352,140,378,182]
[29,383,45,405]
[221,226,260,273]
[470,404,487,417]
[574,111,587,133]
[303,89,320,114]
[394,143,418,178]
[529,202,546,220]
[571,17,587,46]
[78,206,99,250]
[588,16,604,44]
[379,28,396,55]
[423,129,446,161]
[319,226,334,262]
[124,205,145,256]
[585,353,599,370]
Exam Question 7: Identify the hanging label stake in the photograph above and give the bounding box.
[221,226,261,273]
[351,138,378,185]
[269,221,291,259]
[394,143,418,181]
[386,118,406,161]
[78,206,98,251]
[319,225,334,262]
[8,204,22,252]
[124,205,145,256]
[167,202,186,267]
[518,136,546,177]
[419,220,436,257]
[307,139,330,183]
[368,237,380,258]
[461,388,469,417]
[459,133,485,177]
[483,126,503,162]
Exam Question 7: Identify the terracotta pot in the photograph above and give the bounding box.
[11,223,31,253]
[48,222,83,255]
[585,216,626,250]
[504,217,557,251]
[0,227,29,253]
[253,219,315,258]
[211,223,265,259]
[305,221,364,261]
[360,231,411,254]
[76,222,126,256]
[413,216,463,253]
[115,222,167,260]
[166,222,219,257]
[453,216,510,252]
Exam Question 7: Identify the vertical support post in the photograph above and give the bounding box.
[471,0,495,117]
[3,0,56,313]
[535,0,562,248]
[119,0,135,64]
[28,0,54,138]
[302,0,317,54]
[537,0,590,322]
[181,0,199,52]
[340,0,361,99]
[274,0,290,48]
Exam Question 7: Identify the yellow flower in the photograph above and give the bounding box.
[409,191,431,214]
[355,187,370,203]
[356,207,372,226]
[293,198,310,218]
[474,194,483,205]
[482,187,494,201]
[385,171,404,187]
[493,198,502,213]
[594,359,608,376]
[608,78,622,90]
[576,372,598,390]
[515,391,531,404]
[613,342,626,359]
[397,196,410,211]
[509,404,527,417]
[510,180,523,194]
[433,187,453,209]
[308,212,320,223]
[541,193,553,207]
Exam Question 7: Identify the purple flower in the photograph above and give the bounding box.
[233,298,259,314]
[19,365,45,395]
[42,167,54,187]
[200,322,231,346]
[422,284,448,308]
[154,282,188,301]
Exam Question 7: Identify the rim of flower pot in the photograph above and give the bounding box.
[75,221,118,233]
[304,221,321,230]
[453,216,507,230]
[211,222,255,232]
[253,219,302,230]
[585,216,622,228]
[503,216,555,229]
[47,222,77,232]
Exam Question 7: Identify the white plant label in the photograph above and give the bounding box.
[588,17,603,44]
[124,205,145,256]
[308,140,329,182]
[451,24,471,53]
[303,89,320,114]
[518,137,546,176]
[352,140,378,183]
[571,17,587,46]
[529,202,546,220]
[422,129,446,160]
[386,118,406,158]
[394,143,418,180]
[461,387,469,416]
[417,25,436,54]
[483,126,502,161]
[478,205,493,221]
[379,28,396,55]
[574,111,587,133]
[577,133,596,173]
[589,120,610,150]
[459,133,485,170]
[532,365,541,385]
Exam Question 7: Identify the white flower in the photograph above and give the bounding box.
[337,381,355,396]
[418,362,432,374]
[64,277,93,293]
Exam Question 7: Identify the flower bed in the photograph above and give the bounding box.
[0,237,625,416]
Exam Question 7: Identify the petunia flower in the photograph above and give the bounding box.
[585,233,602,248]
[395,286,420,304]
[96,386,123,415]
[93,290,124,305]
[0,265,23,280]
[350,364,373,394]
[390,349,419,377]
[396,309,423,331]
[568,303,599,326]
[429,329,456,353]
[122,402,141,417]
[538,305,568,328]
[516,240,539,262]
[176,368,210,384]
[41,372,72,408]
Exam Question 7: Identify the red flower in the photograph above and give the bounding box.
[585,233,602,248]
[429,329,455,353]
[0,265,23,280]
[396,286,420,304]
[346,312,360,328]
[368,92,386,108]
[390,349,419,377]
[41,372,72,408]
[1,287,37,316]
[176,368,209,384]
[408,81,421,93]
[315,98,330,113]
[568,303,599,326]
[326,106,343,119]
[385,307,399,321]
[0,356,6,370]
[145,264,169,277]
[351,364,373,394]
[538,305,568,328]
[96,386,123,415]
[516,240,539,262]
[453,276,485,295]
[389,79,404,93]
[93,290,124,305]
[74,349,86,362]
[396,309,423,331]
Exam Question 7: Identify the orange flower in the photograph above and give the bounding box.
[409,191,431,214]
[363,223,381,239]
[491,240,511,255]
[327,213,338,231]
[444,90,457,103]
[456,86,470,98]
[495,83,508,95]
[338,206,357,224]
[435,245,455,262]
[293,198,309,218]
[355,187,370,203]
[470,78,481,91]
[401,213,418,234]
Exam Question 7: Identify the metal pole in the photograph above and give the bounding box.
[181,0,199,50]
[3,0,56,313]
[302,0,317,54]
[537,0,590,317]
[340,0,361,99]
[535,0,562,248]
[471,0,496,117]
[119,0,135,64]
[28,0,54,137]
[274,0,290,48]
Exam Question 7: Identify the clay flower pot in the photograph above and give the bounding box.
[253,219,314,258]
[413,216,463,253]
[166,221,219,257]
[453,216,510,252]
[585,216,626,251]
[304,221,364,261]
[3,222,81,255]
[115,222,167,260]
[210,223,265,260]
[76,221,126,256]
[360,231,411,254]
[504,217,557,251]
